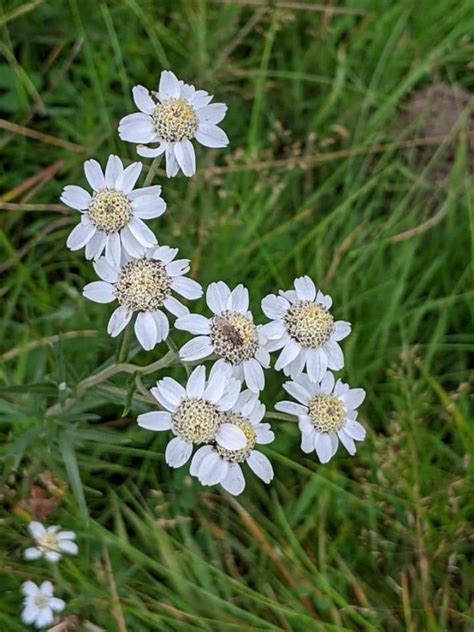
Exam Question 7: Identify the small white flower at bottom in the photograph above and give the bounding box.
[190,390,274,495]
[176,281,270,393]
[118,70,228,177]
[83,245,202,351]
[23,521,78,563]
[137,364,247,469]
[61,154,166,267]
[275,371,366,463]
[261,276,351,381]
[21,581,65,629]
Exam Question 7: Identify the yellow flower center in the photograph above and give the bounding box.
[210,310,259,365]
[284,300,334,348]
[152,98,198,142]
[37,532,60,554]
[172,398,222,444]
[88,189,132,234]
[115,259,172,312]
[308,394,345,433]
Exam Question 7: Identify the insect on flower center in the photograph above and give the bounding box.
[115,259,172,312]
[215,413,256,462]
[152,98,198,142]
[308,394,345,433]
[88,189,132,234]
[34,593,50,609]
[210,310,259,365]
[36,532,60,554]
[284,300,334,348]
[172,398,221,444]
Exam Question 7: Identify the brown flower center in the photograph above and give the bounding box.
[210,310,259,365]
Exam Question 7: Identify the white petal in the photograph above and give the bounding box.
[152,309,169,342]
[174,139,196,177]
[275,340,301,371]
[58,540,78,555]
[105,232,121,267]
[249,401,265,425]
[190,445,213,476]
[93,257,119,283]
[301,431,315,453]
[23,547,42,561]
[137,411,172,431]
[35,607,54,628]
[159,70,180,100]
[179,336,213,362]
[151,245,177,264]
[190,89,212,108]
[119,113,155,143]
[247,450,273,483]
[150,387,177,412]
[229,284,249,313]
[133,84,155,114]
[333,320,351,341]
[288,348,307,379]
[298,415,314,435]
[338,429,356,455]
[165,436,192,467]
[307,348,327,383]
[243,359,264,393]
[60,185,91,210]
[274,400,307,417]
[85,230,107,260]
[215,423,246,450]
[165,144,179,177]
[137,144,166,158]
[294,276,316,301]
[121,224,146,258]
[45,551,61,563]
[115,162,143,194]
[195,123,229,148]
[157,378,186,406]
[163,296,189,317]
[220,463,245,495]
[21,603,39,625]
[324,340,344,371]
[255,425,274,445]
[57,531,76,541]
[282,380,311,405]
[344,419,366,441]
[84,158,105,191]
[128,216,157,247]
[204,368,228,404]
[66,222,96,251]
[341,388,366,409]
[217,379,241,411]
[175,313,210,335]
[166,259,190,277]
[329,433,339,458]
[255,346,270,368]
[83,281,115,304]
[172,276,203,300]
[197,103,227,124]
[261,294,289,319]
[186,365,206,398]
[28,521,46,539]
[260,319,286,340]
[129,185,162,200]
[105,154,124,188]
[134,311,158,350]
[320,371,335,394]
[198,452,228,486]
[107,307,132,337]
[49,598,65,613]
[132,195,166,219]
[21,581,39,596]
[206,281,231,314]
[315,433,333,464]
[317,291,333,309]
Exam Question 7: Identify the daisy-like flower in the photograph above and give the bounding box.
[176,282,270,393]
[23,521,78,563]
[21,581,65,629]
[61,154,166,267]
[83,245,202,351]
[190,390,274,495]
[118,70,228,178]
[137,364,248,468]
[275,371,366,463]
[261,276,351,381]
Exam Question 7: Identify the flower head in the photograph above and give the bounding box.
[176,282,270,392]
[261,276,351,381]
[23,521,78,563]
[137,364,248,468]
[276,371,366,463]
[118,70,228,177]
[83,245,202,350]
[61,155,166,267]
[190,390,274,495]
[21,581,65,629]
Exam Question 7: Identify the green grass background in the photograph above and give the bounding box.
[0,0,473,630]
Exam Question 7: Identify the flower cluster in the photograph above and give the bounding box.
[59,69,367,504]
[21,521,77,628]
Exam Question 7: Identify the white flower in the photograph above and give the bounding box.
[118,70,228,178]
[83,245,202,351]
[175,282,270,393]
[61,154,166,267]
[261,276,351,381]
[23,521,78,563]
[137,364,248,469]
[275,371,366,463]
[21,581,65,629]
[190,390,274,495]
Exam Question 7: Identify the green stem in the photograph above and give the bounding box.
[117,324,132,362]
[143,155,163,187]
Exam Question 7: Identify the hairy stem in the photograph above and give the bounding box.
[143,155,163,187]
